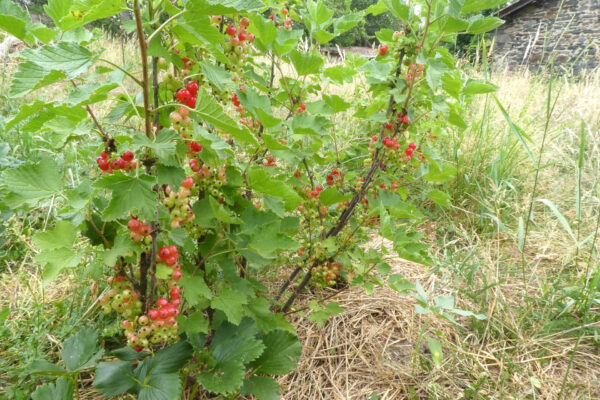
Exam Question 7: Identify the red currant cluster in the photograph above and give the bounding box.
[326,169,344,186]
[123,285,182,351]
[296,185,323,220]
[264,156,276,167]
[269,8,292,29]
[162,178,195,228]
[404,63,424,84]
[189,161,228,199]
[175,80,199,109]
[174,48,196,75]
[312,262,341,288]
[96,150,137,174]
[127,216,152,243]
[335,200,350,212]
[170,106,192,135]
[221,17,254,64]
[157,245,181,276]
[231,92,243,114]
[99,276,143,320]
[404,142,417,161]
[306,184,323,199]
[296,102,306,114]
[186,140,203,156]
[397,111,411,126]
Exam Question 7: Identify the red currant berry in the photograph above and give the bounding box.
[140,225,152,236]
[282,8,288,15]
[156,297,169,308]
[168,245,179,257]
[97,157,109,171]
[148,309,159,320]
[158,247,171,259]
[240,17,250,27]
[172,269,182,281]
[101,150,109,160]
[110,158,121,170]
[165,256,178,266]
[294,171,301,178]
[181,176,194,189]
[122,151,134,162]
[379,44,388,56]
[176,89,191,103]
[170,288,180,299]
[225,25,236,36]
[186,81,199,96]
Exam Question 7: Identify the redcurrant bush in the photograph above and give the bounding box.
[0,0,502,398]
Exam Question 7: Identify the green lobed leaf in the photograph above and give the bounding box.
[102,235,137,265]
[138,373,182,400]
[0,0,34,42]
[192,88,258,145]
[247,167,302,211]
[462,78,499,95]
[426,189,452,208]
[18,42,96,78]
[210,319,265,364]
[179,274,213,305]
[462,0,508,13]
[383,0,409,20]
[134,341,193,379]
[93,361,137,397]
[28,359,67,377]
[248,13,277,51]
[45,0,125,32]
[289,49,324,76]
[93,172,158,221]
[179,311,210,334]
[1,157,62,207]
[241,376,281,400]
[32,220,77,250]
[467,15,504,34]
[60,326,101,371]
[32,378,74,400]
[35,247,82,283]
[197,360,245,395]
[251,329,302,375]
[211,286,248,325]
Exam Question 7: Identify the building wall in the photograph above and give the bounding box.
[494,0,600,73]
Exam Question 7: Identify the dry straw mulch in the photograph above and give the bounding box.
[276,237,600,400]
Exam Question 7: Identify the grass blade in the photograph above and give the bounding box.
[492,95,536,164]
[536,198,577,244]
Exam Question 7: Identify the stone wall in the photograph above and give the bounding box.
[494,0,600,73]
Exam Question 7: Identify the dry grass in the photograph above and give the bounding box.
[276,235,600,399]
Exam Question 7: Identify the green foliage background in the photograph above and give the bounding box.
[325,0,402,47]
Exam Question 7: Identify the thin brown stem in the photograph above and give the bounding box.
[84,215,112,249]
[326,51,405,239]
[302,158,326,236]
[70,80,109,141]
[134,0,153,139]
